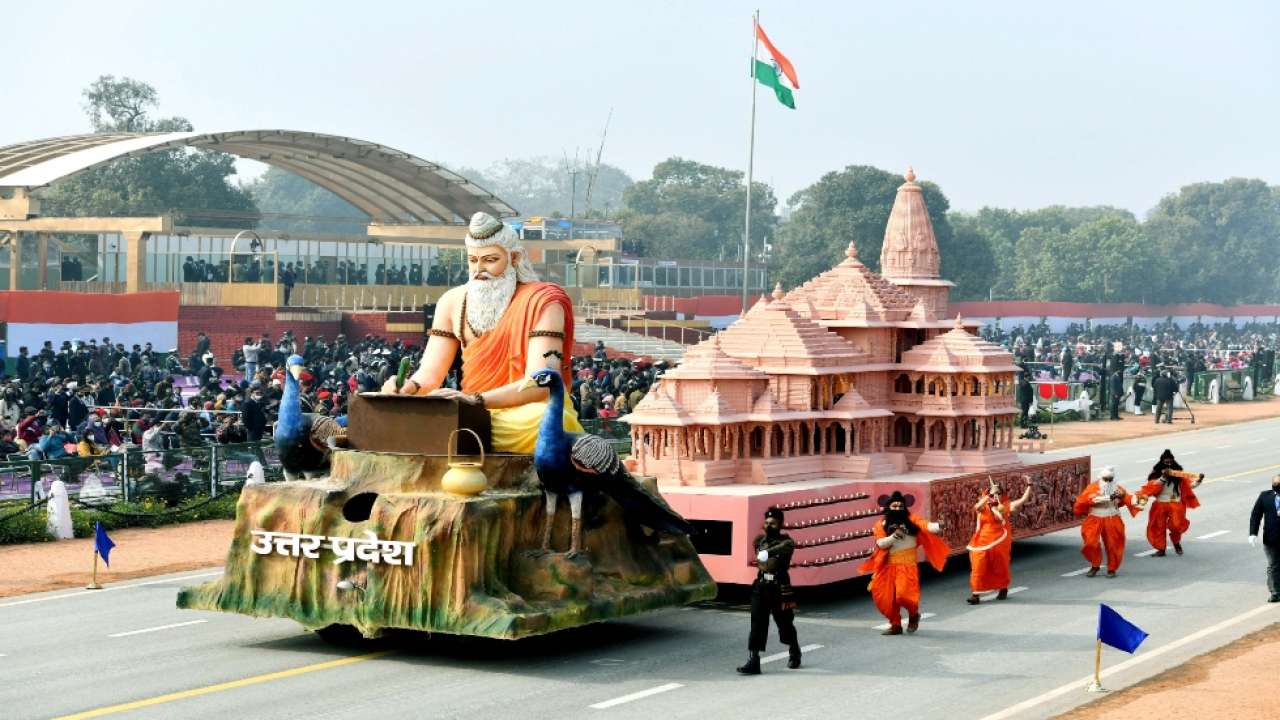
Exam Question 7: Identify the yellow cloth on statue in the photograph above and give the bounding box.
[488,397,583,454]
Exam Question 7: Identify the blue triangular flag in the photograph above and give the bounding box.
[94,521,115,567]
[1097,603,1148,654]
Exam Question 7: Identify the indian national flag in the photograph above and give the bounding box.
[753,21,799,109]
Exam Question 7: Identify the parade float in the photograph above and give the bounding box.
[625,168,1091,586]
[177,395,715,640]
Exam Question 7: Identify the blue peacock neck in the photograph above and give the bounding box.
[278,372,302,440]
[535,373,568,457]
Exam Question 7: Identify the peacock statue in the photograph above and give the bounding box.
[275,354,345,480]
[521,367,694,557]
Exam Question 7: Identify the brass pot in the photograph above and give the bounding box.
[441,428,487,495]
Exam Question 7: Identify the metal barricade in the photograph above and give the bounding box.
[0,440,278,504]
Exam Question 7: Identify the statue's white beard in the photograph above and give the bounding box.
[465,268,517,334]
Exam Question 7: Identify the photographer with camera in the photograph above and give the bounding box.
[1153,370,1178,424]
[858,491,948,635]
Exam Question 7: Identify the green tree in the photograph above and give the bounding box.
[1144,179,1280,304]
[38,75,257,227]
[776,165,991,298]
[457,157,633,218]
[244,167,366,234]
[1009,217,1152,302]
[952,205,1137,301]
[618,157,776,261]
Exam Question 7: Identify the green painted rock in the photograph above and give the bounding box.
[177,449,715,639]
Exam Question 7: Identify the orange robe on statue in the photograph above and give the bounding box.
[460,281,582,453]
[1135,473,1200,552]
[1073,482,1140,572]
[967,498,1013,593]
[858,514,949,627]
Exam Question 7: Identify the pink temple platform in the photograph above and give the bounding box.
[625,168,1090,585]
[659,455,1090,586]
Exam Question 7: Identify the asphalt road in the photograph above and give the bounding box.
[3,416,1279,720]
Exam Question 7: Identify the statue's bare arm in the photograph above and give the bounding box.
[481,302,564,409]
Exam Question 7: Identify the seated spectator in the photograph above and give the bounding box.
[0,429,19,457]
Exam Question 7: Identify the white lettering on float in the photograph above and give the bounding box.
[249,529,415,566]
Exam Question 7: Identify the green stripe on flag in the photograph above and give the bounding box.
[752,59,795,109]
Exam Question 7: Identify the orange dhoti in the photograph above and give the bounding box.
[1080,515,1127,572]
[967,502,1012,593]
[869,549,920,626]
[1145,500,1190,551]
[459,281,582,453]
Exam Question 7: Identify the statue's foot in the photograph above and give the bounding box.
[526,547,549,558]
[564,550,590,561]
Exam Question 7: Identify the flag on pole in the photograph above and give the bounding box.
[1097,604,1148,654]
[94,521,115,567]
[753,22,799,109]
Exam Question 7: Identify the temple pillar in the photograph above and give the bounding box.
[763,425,772,459]
[815,423,823,454]
[845,423,853,457]
[907,418,915,448]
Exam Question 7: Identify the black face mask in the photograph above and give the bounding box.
[764,524,781,538]
[884,508,910,527]
[1272,484,1280,493]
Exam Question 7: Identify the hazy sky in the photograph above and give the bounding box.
[4,1,1277,215]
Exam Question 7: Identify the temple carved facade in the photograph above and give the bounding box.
[626,168,1021,486]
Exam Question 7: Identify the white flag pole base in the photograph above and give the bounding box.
[1086,681,1107,693]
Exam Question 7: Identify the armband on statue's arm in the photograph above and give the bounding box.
[542,350,564,360]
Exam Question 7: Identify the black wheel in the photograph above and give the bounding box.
[314,624,363,645]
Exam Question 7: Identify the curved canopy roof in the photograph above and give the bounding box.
[0,130,516,224]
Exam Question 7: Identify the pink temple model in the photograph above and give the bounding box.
[625,168,1090,586]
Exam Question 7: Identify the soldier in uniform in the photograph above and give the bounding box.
[737,507,802,675]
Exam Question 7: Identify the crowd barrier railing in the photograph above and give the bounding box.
[0,440,279,504]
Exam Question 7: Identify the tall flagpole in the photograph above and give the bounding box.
[741,10,760,315]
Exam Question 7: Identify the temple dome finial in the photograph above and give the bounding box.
[771,281,785,301]
[904,165,916,183]
[845,241,859,260]
[954,313,965,329]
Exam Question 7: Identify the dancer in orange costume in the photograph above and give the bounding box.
[1073,466,1141,577]
[966,477,1033,604]
[858,491,948,635]
[1135,449,1202,556]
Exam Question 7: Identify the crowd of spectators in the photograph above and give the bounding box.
[570,341,665,422]
[983,322,1279,428]
[984,321,1279,384]
[187,255,472,288]
[0,332,665,467]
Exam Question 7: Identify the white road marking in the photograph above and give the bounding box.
[108,619,208,638]
[1215,445,1233,449]
[874,613,936,631]
[1195,530,1230,540]
[979,586,1028,602]
[793,616,864,629]
[760,643,823,665]
[1134,549,1159,557]
[1247,439,1266,444]
[589,683,683,709]
[1061,567,1093,577]
[0,570,224,609]
[1181,451,1199,456]
[977,603,1279,720]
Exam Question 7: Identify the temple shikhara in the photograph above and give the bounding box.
[627,168,1090,585]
